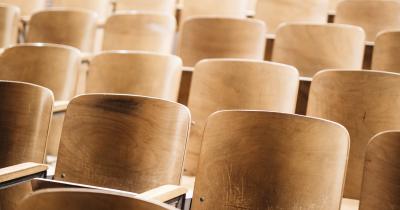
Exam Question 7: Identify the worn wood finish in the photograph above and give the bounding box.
[102,13,176,53]
[359,131,400,210]
[178,17,266,67]
[185,59,299,175]
[27,9,98,52]
[115,0,176,15]
[255,0,329,33]
[0,4,19,48]
[335,0,400,42]
[52,0,112,19]
[272,23,365,77]
[0,0,45,17]
[0,43,81,100]
[55,94,191,193]
[86,51,182,101]
[17,188,178,210]
[192,111,349,210]
[307,70,400,199]
[372,30,400,73]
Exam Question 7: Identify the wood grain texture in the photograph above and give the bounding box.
[102,12,176,53]
[0,43,81,100]
[359,131,400,210]
[27,9,98,52]
[0,4,19,48]
[335,0,400,42]
[272,23,365,77]
[51,0,112,19]
[86,51,182,101]
[115,0,176,15]
[192,110,349,210]
[184,59,299,175]
[372,30,400,73]
[0,163,47,183]
[55,94,191,193]
[0,0,45,16]
[17,188,178,210]
[307,70,400,199]
[255,0,329,33]
[178,17,266,67]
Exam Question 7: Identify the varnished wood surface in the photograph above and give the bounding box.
[114,0,177,15]
[102,13,176,53]
[272,23,365,77]
[307,70,400,199]
[137,185,187,202]
[359,131,400,210]
[0,0,45,17]
[55,94,191,193]
[0,4,19,48]
[0,43,81,100]
[372,30,400,73]
[86,51,182,101]
[0,163,47,183]
[51,0,112,19]
[184,59,299,175]
[178,17,266,67]
[192,111,349,210]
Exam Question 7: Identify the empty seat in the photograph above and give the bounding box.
[86,51,182,101]
[26,9,97,52]
[335,0,400,42]
[114,0,176,15]
[51,0,112,20]
[0,4,19,48]
[102,13,176,53]
[372,30,400,73]
[184,59,299,175]
[359,131,400,210]
[0,0,45,17]
[178,17,266,67]
[307,70,400,199]
[272,23,365,77]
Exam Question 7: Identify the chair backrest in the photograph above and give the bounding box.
[0,0,45,17]
[181,0,247,23]
[51,0,112,19]
[86,51,182,101]
[192,110,349,210]
[102,13,176,53]
[307,70,400,199]
[359,131,400,210]
[0,43,81,101]
[272,23,365,77]
[335,0,400,42]
[26,9,98,52]
[55,94,191,193]
[0,4,19,48]
[114,0,176,15]
[372,30,400,73]
[185,59,299,175]
[17,188,178,210]
[255,0,329,33]
[178,17,266,67]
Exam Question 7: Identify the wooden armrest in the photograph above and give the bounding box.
[137,185,187,203]
[54,101,69,113]
[0,163,47,183]
[182,66,194,73]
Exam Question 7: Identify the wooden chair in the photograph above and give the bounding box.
[0,4,19,48]
[191,110,349,210]
[102,13,176,53]
[255,0,329,33]
[0,0,45,17]
[0,81,53,210]
[307,70,400,200]
[51,0,113,20]
[184,59,299,175]
[86,51,182,101]
[372,30,400,73]
[272,23,365,77]
[114,0,176,15]
[178,17,266,67]
[17,188,178,210]
[26,9,98,52]
[359,131,400,210]
[335,0,400,42]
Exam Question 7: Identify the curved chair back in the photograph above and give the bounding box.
[0,0,45,17]
[372,30,400,73]
[114,0,176,15]
[0,4,19,48]
[51,0,112,19]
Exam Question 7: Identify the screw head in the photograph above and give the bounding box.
[60,173,66,178]
[200,197,205,202]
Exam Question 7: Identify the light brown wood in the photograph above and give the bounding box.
[192,110,349,210]
[359,131,400,210]
[114,0,176,15]
[0,43,82,100]
[86,51,182,101]
[55,94,191,193]
[0,163,47,183]
[0,4,19,48]
[335,0,400,42]
[372,30,400,73]
[137,185,187,202]
[26,9,98,52]
[184,59,299,175]
[329,0,342,12]
[0,0,45,17]
[177,67,193,105]
[272,23,365,77]
[178,17,266,67]
[255,0,329,33]
[102,12,176,53]
[51,0,112,19]
[307,70,400,199]
[17,188,178,210]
